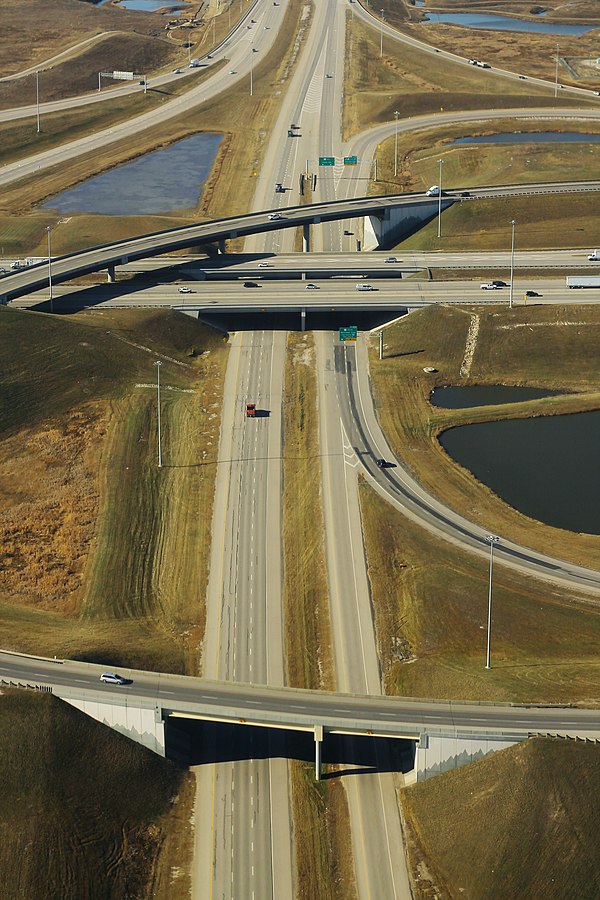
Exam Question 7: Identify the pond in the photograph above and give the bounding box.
[100,0,186,10]
[42,133,222,216]
[449,131,600,146]
[430,385,563,408]
[422,11,596,35]
[439,410,600,534]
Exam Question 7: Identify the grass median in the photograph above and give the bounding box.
[283,331,357,899]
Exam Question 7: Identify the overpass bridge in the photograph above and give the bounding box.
[2,652,599,781]
[1,181,599,305]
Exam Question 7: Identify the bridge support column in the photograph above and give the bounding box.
[107,264,116,283]
[302,223,311,253]
[300,308,306,331]
[314,725,323,781]
[218,239,226,255]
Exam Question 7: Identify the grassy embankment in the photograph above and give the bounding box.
[343,14,600,249]
[401,737,600,900]
[283,332,357,900]
[359,303,600,703]
[0,0,310,258]
[0,690,193,900]
[0,305,228,674]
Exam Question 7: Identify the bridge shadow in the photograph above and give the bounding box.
[166,720,415,775]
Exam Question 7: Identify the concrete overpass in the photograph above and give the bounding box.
[2,181,599,304]
[2,651,599,781]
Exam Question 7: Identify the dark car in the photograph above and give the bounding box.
[243,281,261,287]
[376,458,387,468]
[525,290,540,297]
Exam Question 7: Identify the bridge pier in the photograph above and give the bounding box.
[303,223,311,253]
[300,308,306,331]
[107,264,116,283]
[314,724,323,781]
[218,239,226,255]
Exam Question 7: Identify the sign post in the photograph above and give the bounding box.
[339,326,358,342]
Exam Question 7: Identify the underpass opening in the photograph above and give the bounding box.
[197,308,409,332]
[165,718,416,776]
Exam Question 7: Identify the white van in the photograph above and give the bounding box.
[425,185,441,196]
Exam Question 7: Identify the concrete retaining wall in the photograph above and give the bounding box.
[63,697,166,757]
[364,198,455,250]
[416,731,521,781]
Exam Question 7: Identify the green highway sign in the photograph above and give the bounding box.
[343,155,358,165]
[319,156,335,166]
[339,325,358,342]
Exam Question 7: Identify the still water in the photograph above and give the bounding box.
[101,0,184,10]
[439,411,600,534]
[42,133,222,216]
[431,385,563,408]
[422,11,596,35]
[450,132,600,146]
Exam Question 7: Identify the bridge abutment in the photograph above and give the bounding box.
[415,731,521,781]
[363,198,455,251]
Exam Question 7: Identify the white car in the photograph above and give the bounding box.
[229,70,237,75]
[257,262,272,267]
[480,283,500,290]
[425,185,441,196]
[178,286,192,293]
[173,68,182,74]
[267,213,284,220]
[305,283,320,290]
[356,283,377,291]
[385,256,399,263]
[100,672,127,685]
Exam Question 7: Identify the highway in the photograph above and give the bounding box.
[11,277,600,312]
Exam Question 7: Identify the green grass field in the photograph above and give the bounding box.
[402,737,600,899]
[0,306,228,674]
[0,690,191,900]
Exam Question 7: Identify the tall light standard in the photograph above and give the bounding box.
[437,158,443,239]
[250,46,254,96]
[509,219,516,309]
[393,110,400,178]
[36,70,41,134]
[554,43,559,98]
[380,10,385,57]
[46,225,53,312]
[485,535,500,669]
[154,360,163,469]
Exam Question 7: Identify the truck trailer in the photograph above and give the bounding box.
[566,275,600,288]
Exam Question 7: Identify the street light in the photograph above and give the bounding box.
[437,158,443,239]
[485,535,500,669]
[393,110,400,178]
[47,225,53,312]
[509,219,516,309]
[36,70,40,134]
[250,46,254,96]
[380,10,384,57]
[555,44,559,98]
[154,361,163,469]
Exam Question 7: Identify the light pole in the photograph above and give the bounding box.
[36,70,40,134]
[47,226,53,312]
[509,219,516,309]
[485,535,500,669]
[154,360,163,469]
[393,110,400,178]
[380,10,384,57]
[437,158,443,239]
[555,43,559,98]
[250,46,254,96]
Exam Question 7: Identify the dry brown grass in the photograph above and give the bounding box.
[401,737,600,900]
[0,306,228,674]
[283,332,333,692]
